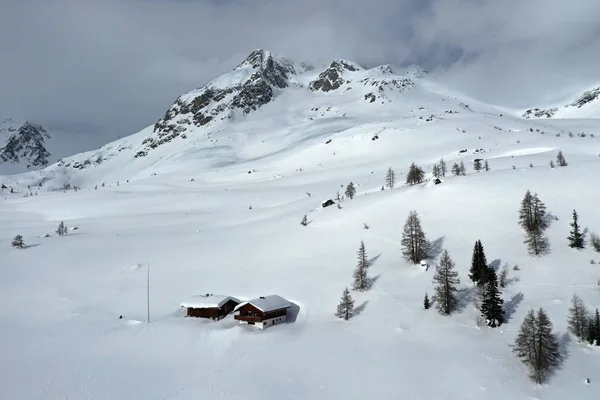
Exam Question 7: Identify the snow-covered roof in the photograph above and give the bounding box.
[234,295,291,313]
[181,294,240,309]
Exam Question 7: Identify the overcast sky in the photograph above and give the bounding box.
[1,0,599,139]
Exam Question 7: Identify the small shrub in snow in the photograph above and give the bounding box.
[335,287,355,320]
[423,293,430,310]
[550,160,555,168]
[12,235,25,249]
[529,163,534,168]
[300,215,308,226]
[591,259,596,265]
[556,151,568,167]
[363,223,369,230]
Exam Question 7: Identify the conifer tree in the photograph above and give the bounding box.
[405,162,425,185]
[567,209,585,249]
[484,160,490,171]
[591,232,600,252]
[592,309,600,346]
[518,190,550,256]
[300,215,308,226]
[567,294,588,341]
[439,158,447,177]
[451,163,461,176]
[56,221,67,236]
[335,287,355,320]
[423,293,430,309]
[12,234,25,249]
[468,240,489,286]
[385,167,396,189]
[432,249,460,315]
[512,308,561,384]
[400,211,430,264]
[345,182,356,199]
[459,161,466,176]
[474,159,482,172]
[352,240,371,291]
[480,267,505,327]
[549,160,555,168]
[556,150,568,167]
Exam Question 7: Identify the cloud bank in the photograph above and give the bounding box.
[1,0,598,138]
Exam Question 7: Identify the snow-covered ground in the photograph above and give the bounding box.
[2,62,600,399]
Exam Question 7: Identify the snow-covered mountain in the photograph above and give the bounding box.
[0,119,51,171]
[2,49,600,400]
[0,118,112,176]
[522,85,600,119]
[1,49,511,189]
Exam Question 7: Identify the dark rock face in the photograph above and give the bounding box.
[309,60,363,92]
[570,87,600,108]
[522,108,558,119]
[142,50,297,156]
[0,121,51,167]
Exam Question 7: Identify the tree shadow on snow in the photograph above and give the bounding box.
[455,287,477,313]
[428,237,445,261]
[489,259,502,271]
[368,253,382,268]
[353,300,369,317]
[558,332,571,366]
[504,292,524,322]
[367,273,382,290]
[23,244,41,249]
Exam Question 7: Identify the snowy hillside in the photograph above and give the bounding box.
[2,50,600,399]
[0,118,109,175]
[522,86,600,119]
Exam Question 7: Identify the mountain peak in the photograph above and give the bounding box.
[0,119,51,168]
[308,59,364,92]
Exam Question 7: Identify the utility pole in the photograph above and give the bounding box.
[147,263,150,323]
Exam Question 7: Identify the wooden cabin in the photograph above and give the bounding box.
[234,295,291,329]
[181,294,241,320]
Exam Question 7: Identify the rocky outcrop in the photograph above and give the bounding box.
[308,60,364,92]
[142,50,299,156]
[569,87,600,108]
[522,108,558,119]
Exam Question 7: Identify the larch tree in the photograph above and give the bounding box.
[459,161,466,176]
[518,190,550,256]
[12,234,25,249]
[56,221,68,236]
[512,308,561,384]
[556,150,568,167]
[498,264,510,288]
[432,164,441,179]
[451,162,461,176]
[567,294,589,341]
[480,267,505,327]
[400,211,430,264]
[385,167,396,189]
[345,182,356,199]
[439,158,447,177]
[474,159,483,172]
[484,160,490,171]
[335,287,355,320]
[432,249,460,315]
[567,209,585,249]
[468,240,489,286]
[352,240,371,291]
[405,162,425,185]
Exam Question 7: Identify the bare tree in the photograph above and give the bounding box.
[567,294,589,341]
[385,167,396,189]
[432,249,460,315]
[400,211,430,264]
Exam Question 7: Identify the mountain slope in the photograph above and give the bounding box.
[0,119,51,172]
[522,85,600,119]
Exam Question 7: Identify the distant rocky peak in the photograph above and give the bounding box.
[403,65,428,79]
[235,49,297,89]
[309,59,364,92]
[0,120,51,167]
[569,86,600,108]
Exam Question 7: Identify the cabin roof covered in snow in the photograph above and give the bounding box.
[234,295,291,313]
[180,295,240,309]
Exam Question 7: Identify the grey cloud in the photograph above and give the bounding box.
[0,0,598,140]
